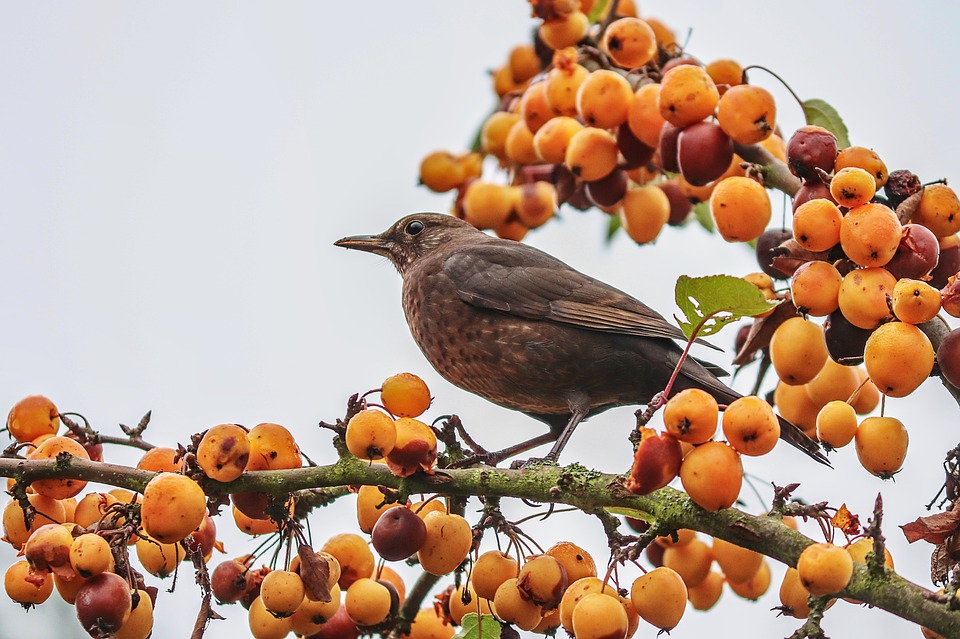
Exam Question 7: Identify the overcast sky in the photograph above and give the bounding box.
[2,3,959,638]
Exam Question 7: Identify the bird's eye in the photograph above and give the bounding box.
[405,220,424,236]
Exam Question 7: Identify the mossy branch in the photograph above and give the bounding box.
[1,455,958,637]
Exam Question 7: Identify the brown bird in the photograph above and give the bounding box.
[335,213,827,465]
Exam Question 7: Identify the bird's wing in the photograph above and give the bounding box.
[442,244,689,341]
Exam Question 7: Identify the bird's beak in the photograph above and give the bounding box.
[334,233,389,255]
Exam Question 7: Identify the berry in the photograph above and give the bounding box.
[830,166,877,208]
[627,82,667,148]
[838,267,897,329]
[75,572,133,636]
[601,17,658,69]
[855,416,909,477]
[677,121,734,186]
[371,506,426,561]
[620,185,670,244]
[915,184,960,237]
[663,388,719,444]
[787,125,837,180]
[721,395,780,456]
[140,472,207,544]
[6,395,59,443]
[835,146,888,188]
[790,260,842,316]
[261,569,305,618]
[659,65,720,127]
[630,566,687,631]
[709,176,771,243]
[417,511,472,576]
[769,317,828,385]
[816,400,858,449]
[576,69,633,129]
[839,202,901,267]
[196,423,250,483]
[937,328,960,388]
[793,198,842,252]
[717,84,776,144]
[863,321,934,397]
[797,543,853,596]
[380,372,431,418]
[517,554,568,608]
[679,442,742,510]
[345,409,397,461]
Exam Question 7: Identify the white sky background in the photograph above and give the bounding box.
[1,2,959,638]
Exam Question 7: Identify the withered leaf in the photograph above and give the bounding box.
[931,543,950,585]
[900,509,960,545]
[298,544,332,603]
[831,503,861,537]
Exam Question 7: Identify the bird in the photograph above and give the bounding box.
[335,212,827,466]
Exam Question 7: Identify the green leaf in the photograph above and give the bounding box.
[587,0,610,22]
[692,201,714,233]
[674,275,778,340]
[802,98,851,149]
[605,213,622,243]
[605,506,653,521]
[455,613,502,639]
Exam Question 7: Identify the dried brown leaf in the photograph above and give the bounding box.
[901,510,960,545]
[298,544,332,603]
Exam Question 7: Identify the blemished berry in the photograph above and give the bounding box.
[196,423,250,483]
[937,328,960,388]
[517,554,569,608]
[626,427,682,495]
[677,121,734,186]
[830,166,877,208]
[75,572,133,636]
[886,224,940,280]
[787,125,837,180]
[345,409,397,461]
[721,395,780,456]
[663,388,719,444]
[601,17,658,69]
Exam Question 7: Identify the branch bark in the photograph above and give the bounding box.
[1,455,958,638]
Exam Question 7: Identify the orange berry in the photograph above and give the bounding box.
[539,12,589,50]
[572,592,629,639]
[565,127,619,181]
[663,388,719,444]
[915,184,960,237]
[245,422,301,471]
[790,260,842,317]
[816,400,858,449]
[769,317,828,386]
[855,416,909,477]
[726,558,771,600]
[620,185,670,244]
[865,321,935,398]
[6,395,59,443]
[835,146,888,188]
[419,151,465,193]
[687,570,724,611]
[793,198,842,252]
[519,81,552,134]
[722,395,780,456]
[838,267,897,329]
[631,567,687,631]
[705,59,743,89]
[140,472,207,544]
[717,84,776,144]
[711,537,762,584]
[380,372,431,418]
[5,559,53,605]
[417,511,471,576]
[601,17,658,69]
[544,48,589,117]
[504,119,540,165]
[461,181,514,231]
[514,181,557,229]
[840,202,902,267]
[804,357,861,407]
[891,278,942,324]
[576,69,633,129]
[480,111,522,162]
[197,424,251,483]
[472,550,519,601]
[533,115,583,164]
[495,578,543,631]
[773,381,820,434]
[709,176,771,243]
[136,446,181,473]
[27,436,90,499]
[322,533,375,589]
[627,82,666,148]
[679,442,742,510]
[662,537,713,588]
[659,65,720,127]
[546,540,596,583]
[797,543,853,596]
[830,166,877,208]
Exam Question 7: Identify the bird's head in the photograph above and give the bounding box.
[334,213,479,275]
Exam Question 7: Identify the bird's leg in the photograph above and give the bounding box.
[543,408,589,463]
[451,431,559,468]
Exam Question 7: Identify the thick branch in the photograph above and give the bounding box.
[2,456,957,637]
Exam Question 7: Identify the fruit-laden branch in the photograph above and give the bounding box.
[1,454,957,638]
